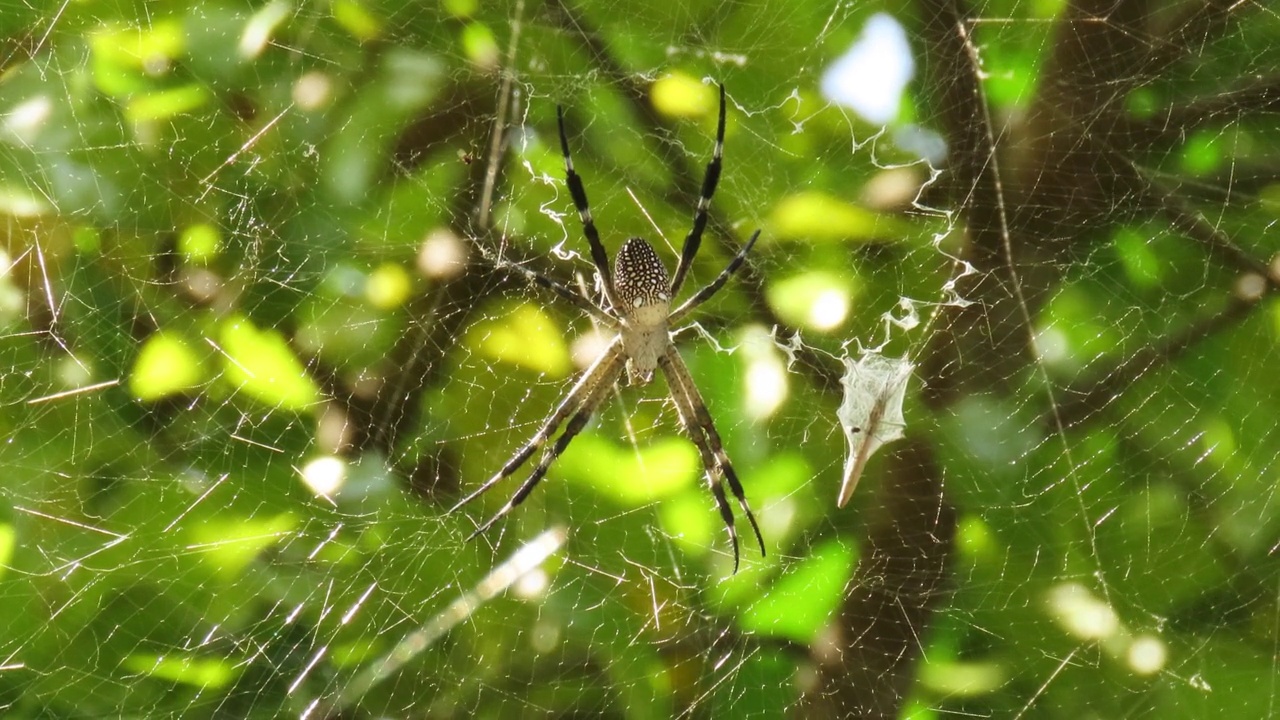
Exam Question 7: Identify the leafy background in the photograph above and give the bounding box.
[2,0,1278,717]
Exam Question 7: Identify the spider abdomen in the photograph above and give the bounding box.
[614,238,671,384]
[614,238,670,307]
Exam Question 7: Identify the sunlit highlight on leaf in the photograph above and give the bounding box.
[130,332,207,401]
[769,191,906,242]
[3,95,52,144]
[122,654,241,688]
[738,539,856,642]
[0,186,52,217]
[189,513,297,579]
[332,0,383,42]
[218,316,321,410]
[469,303,571,377]
[766,270,855,331]
[240,0,292,59]
[125,85,210,122]
[651,73,716,118]
[562,434,698,504]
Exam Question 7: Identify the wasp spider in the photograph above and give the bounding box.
[453,84,765,572]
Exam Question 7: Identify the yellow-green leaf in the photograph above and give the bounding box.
[122,654,241,689]
[90,19,185,70]
[919,660,1007,697]
[89,19,186,97]
[652,72,716,118]
[218,316,320,410]
[0,524,13,580]
[129,332,207,401]
[332,0,382,42]
[769,191,907,242]
[468,303,571,377]
[189,512,297,579]
[563,434,699,505]
[178,223,222,264]
[738,538,857,642]
[126,85,209,122]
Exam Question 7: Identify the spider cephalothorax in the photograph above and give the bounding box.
[453,83,765,573]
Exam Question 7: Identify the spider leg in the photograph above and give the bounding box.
[669,83,727,298]
[557,105,622,312]
[466,354,627,541]
[668,229,760,325]
[495,257,615,325]
[659,345,766,573]
[450,338,623,515]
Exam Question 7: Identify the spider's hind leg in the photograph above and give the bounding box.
[659,345,766,574]
[451,339,624,520]
[457,342,629,542]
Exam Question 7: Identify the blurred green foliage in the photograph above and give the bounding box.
[2,0,1279,717]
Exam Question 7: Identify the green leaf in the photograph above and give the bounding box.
[1180,130,1223,176]
[769,191,909,242]
[467,303,571,377]
[562,434,699,505]
[332,0,383,42]
[129,332,208,401]
[122,654,241,688]
[460,22,499,69]
[126,85,210,122]
[322,49,445,203]
[178,223,222,264]
[189,512,297,579]
[1112,226,1163,290]
[217,316,321,410]
[738,539,857,642]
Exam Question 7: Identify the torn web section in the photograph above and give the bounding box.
[835,350,913,507]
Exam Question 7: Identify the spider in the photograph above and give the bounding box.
[452,83,765,572]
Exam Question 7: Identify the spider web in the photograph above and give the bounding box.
[2,0,1278,717]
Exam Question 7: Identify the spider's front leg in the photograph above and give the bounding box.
[493,256,613,325]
